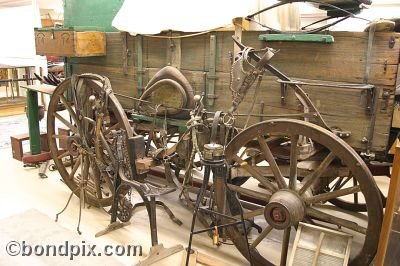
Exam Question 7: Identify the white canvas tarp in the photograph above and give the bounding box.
[112,0,258,35]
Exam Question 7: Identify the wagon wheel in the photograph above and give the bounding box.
[326,175,387,212]
[47,75,132,207]
[215,119,383,266]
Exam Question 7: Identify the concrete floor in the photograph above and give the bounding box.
[0,114,391,266]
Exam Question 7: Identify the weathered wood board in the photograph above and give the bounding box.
[35,30,106,57]
[67,30,400,157]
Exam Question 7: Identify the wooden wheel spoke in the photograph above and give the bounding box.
[299,151,336,195]
[289,135,299,190]
[54,112,78,134]
[250,225,273,249]
[338,176,352,189]
[57,150,71,160]
[330,176,345,191]
[280,228,291,266]
[69,155,82,179]
[304,185,361,204]
[233,208,265,220]
[81,155,90,181]
[227,184,271,202]
[233,154,278,192]
[306,207,367,234]
[257,136,287,189]
[104,122,121,135]
[59,94,79,125]
[52,134,69,140]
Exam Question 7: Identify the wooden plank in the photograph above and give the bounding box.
[35,30,106,57]
[166,33,181,68]
[69,33,124,65]
[20,84,56,95]
[121,32,128,75]
[35,30,75,56]
[393,104,400,128]
[143,35,168,68]
[181,34,207,71]
[75,31,106,56]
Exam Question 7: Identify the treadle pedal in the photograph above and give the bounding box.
[95,221,131,237]
[141,183,176,197]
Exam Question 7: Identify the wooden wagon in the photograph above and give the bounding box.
[35,2,400,265]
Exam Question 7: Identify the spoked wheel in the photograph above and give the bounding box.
[47,74,132,207]
[327,175,387,212]
[216,119,383,266]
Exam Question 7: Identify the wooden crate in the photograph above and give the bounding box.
[10,132,49,161]
[34,29,106,57]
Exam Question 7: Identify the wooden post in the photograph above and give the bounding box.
[375,142,400,265]
[121,31,129,75]
[136,35,144,96]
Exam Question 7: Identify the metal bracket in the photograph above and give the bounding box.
[389,36,395,49]
[361,88,374,114]
[280,83,288,105]
[331,128,351,138]
[380,89,391,112]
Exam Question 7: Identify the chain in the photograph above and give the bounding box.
[229,47,256,97]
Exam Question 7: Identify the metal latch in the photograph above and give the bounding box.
[389,36,395,49]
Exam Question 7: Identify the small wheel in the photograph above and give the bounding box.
[117,196,133,222]
[216,119,383,266]
[47,74,132,207]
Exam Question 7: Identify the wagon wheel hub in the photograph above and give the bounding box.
[264,190,305,230]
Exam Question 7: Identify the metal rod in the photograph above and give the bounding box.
[276,79,374,90]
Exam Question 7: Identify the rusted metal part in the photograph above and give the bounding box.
[229,46,274,114]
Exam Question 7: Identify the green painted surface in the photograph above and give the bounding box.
[26,90,41,154]
[64,0,124,32]
[258,34,335,43]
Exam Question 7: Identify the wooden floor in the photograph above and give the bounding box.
[0,96,26,117]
